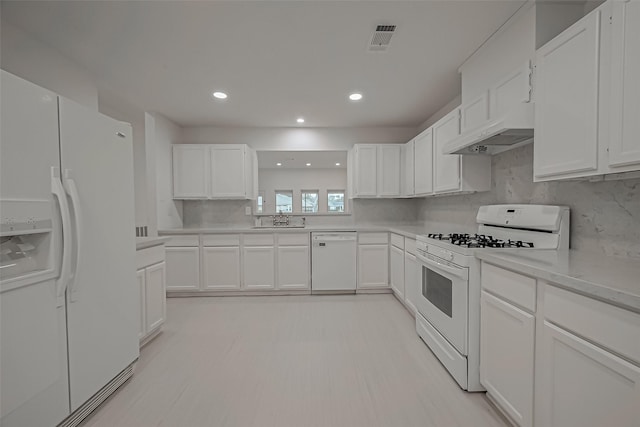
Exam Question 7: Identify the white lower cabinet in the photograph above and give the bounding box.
[357,233,389,289]
[202,246,241,290]
[480,262,640,427]
[403,250,418,315]
[535,321,640,427]
[165,246,200,291]
[480,291,535,427]
[136,244,167,346]
[390,245,405,299]
[277,246,309,290]
[243,246,275,290]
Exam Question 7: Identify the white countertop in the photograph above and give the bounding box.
[136,236,171,251]
[159,225,428,240]
[476,249,640,313]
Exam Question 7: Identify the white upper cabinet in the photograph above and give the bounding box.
[609,0,640,170]
[402,140,415,197]
[378,145,401,196]
[433,108,462,193]
[413,128,433,196]
[172,144,257,199]
[351,144,401,198]
[534,7,605,181]
[172,145,209,198]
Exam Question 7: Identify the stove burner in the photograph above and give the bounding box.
[427,233,534,249]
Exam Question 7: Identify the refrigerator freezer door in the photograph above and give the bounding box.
[58,98,139,411]
[0,70,70,427]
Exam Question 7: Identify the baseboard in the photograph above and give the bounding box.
[59,361,136,427]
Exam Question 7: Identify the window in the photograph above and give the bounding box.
[275,190,293,212]
[327,190,345,212]
[256,194,264,214]
[301,190,319,213]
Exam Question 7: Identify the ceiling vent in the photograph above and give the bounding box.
[368,25,396,52]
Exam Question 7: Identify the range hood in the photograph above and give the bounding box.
[443,102,534,155]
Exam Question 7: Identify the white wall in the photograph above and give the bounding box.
[1,20,99,110]
[153,113,184,230]
[259,168,348,214]
[179,126,418,151]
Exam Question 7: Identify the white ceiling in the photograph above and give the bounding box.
[1,0,526,128]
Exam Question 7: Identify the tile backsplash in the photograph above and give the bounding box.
[418,144,640,259]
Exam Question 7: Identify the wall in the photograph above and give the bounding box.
[418,144,640,259]
[1,20,99,109]
[259,168,348,214]
[153,113,184,230]
[180,126,418,150]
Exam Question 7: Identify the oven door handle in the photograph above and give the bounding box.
[419,254,469,281]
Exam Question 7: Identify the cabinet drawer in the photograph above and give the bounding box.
[358,232,388,245]
[164,235,199,247]
[390,233,404,249]
[277,233,309,246]
[481,262,536,313]
[202,234,240,247]
[244,233,274,246]
[544,284,640,365]
[405,238,417,255]
[136,245,165,269]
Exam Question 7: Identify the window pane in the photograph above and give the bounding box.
[301,191,318,213]
[256,195,263,213]
[327,191,345,212]
[275,190,293,212]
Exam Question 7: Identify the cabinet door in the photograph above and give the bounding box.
[357,244,389,288]
[136,269,146,340]
[202,247,241,290]
[210,145,246,198]
[277,246,309,290]
[172,145,209,198]
[535,321,640,427]
[165,247,200,291]
[414,128,434,196]
[354,145,377,197]
[461,91,489,132]
[433,109,461,193]
[378,145,401,197]
[609,1,640,169]
[243,247,275,290]
[144,262,166,334]
[404,251,418,315]
[534,11,601,179]
[402,140,415,197]
[390,245,405,299]
[480,291,535,427]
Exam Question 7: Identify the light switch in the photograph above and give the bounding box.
[245,206,252,215]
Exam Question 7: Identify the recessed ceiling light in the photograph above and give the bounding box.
[276,162,282,166]
[306,163,311,167]
[335,162,341,166]
[349,93,363,101]
[212,91,227,99]
[297,117,305,123]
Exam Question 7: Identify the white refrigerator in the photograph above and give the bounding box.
[0,70,139,427]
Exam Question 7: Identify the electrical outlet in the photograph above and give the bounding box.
[245,206,252,215]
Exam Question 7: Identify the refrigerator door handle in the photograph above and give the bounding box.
[52,167,73,307]
[63,169,83,302]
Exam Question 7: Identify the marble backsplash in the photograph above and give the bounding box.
[182,198,420,228]
[418,144,640,259]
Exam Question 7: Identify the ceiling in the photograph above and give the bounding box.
[258,150,347,169]
[1,0,526,128]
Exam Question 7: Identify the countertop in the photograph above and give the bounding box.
[476,249,640,313]
[159,225,428,240]
[136,236,171,251]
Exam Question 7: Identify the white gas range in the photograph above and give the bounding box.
[414,205,570,391]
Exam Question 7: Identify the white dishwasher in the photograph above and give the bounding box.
[311,232,357,292]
